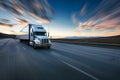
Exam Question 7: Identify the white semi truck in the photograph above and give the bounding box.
[19,24,51,49]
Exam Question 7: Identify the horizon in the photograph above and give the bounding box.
[0,32,120,39]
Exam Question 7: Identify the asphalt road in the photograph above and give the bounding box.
[0,38,120,80]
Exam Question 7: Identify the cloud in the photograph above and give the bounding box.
[80,4,86,15]
[71,13,78,24]
[0,0,54,24]
[15,18,28,25]
[72,0,120,36]
[0,22,13,27]
[93,18,120,31]
[0,19,10,23]
[0,0,54,34]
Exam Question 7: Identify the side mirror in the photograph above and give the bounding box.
[47,32,49,37]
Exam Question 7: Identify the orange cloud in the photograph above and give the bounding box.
[0,22,13,27]
[72,0,120,36]
[29,12,50,24]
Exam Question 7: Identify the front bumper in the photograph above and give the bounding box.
[36,43,51,47]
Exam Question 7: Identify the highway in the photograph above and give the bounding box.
[0,38,120,80]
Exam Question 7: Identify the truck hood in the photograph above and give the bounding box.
[36,36,49,39]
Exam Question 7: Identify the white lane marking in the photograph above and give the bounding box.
[60,60,99,80]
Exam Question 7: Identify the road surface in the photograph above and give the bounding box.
[0,38,120,80]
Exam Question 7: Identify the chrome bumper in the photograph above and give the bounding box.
[36,43,51,47]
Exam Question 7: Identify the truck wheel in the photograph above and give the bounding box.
[33,42,37,49]
[20,40,22,42]
[47,46,51,49]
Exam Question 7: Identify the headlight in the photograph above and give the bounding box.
[34,38,40,44]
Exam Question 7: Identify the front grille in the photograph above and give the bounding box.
[41,39,49,44]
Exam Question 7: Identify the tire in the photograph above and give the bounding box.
[33,42,37,49]
[20,40,22,42]
[47,46,51,49]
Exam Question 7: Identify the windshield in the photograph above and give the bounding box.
[34,32,47,36]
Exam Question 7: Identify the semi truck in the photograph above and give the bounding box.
[19,24,51,49]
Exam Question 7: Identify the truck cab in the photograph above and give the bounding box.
[29,24,51,48]
[19,24,51,49]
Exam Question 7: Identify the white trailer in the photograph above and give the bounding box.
[19,24,51,49]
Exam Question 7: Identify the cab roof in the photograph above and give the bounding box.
[30,24,46,32]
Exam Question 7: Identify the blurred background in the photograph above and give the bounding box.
[0,0,120,38]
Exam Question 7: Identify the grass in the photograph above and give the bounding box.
[51,37,120,49]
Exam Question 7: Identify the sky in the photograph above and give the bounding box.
[0,0,120,38]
